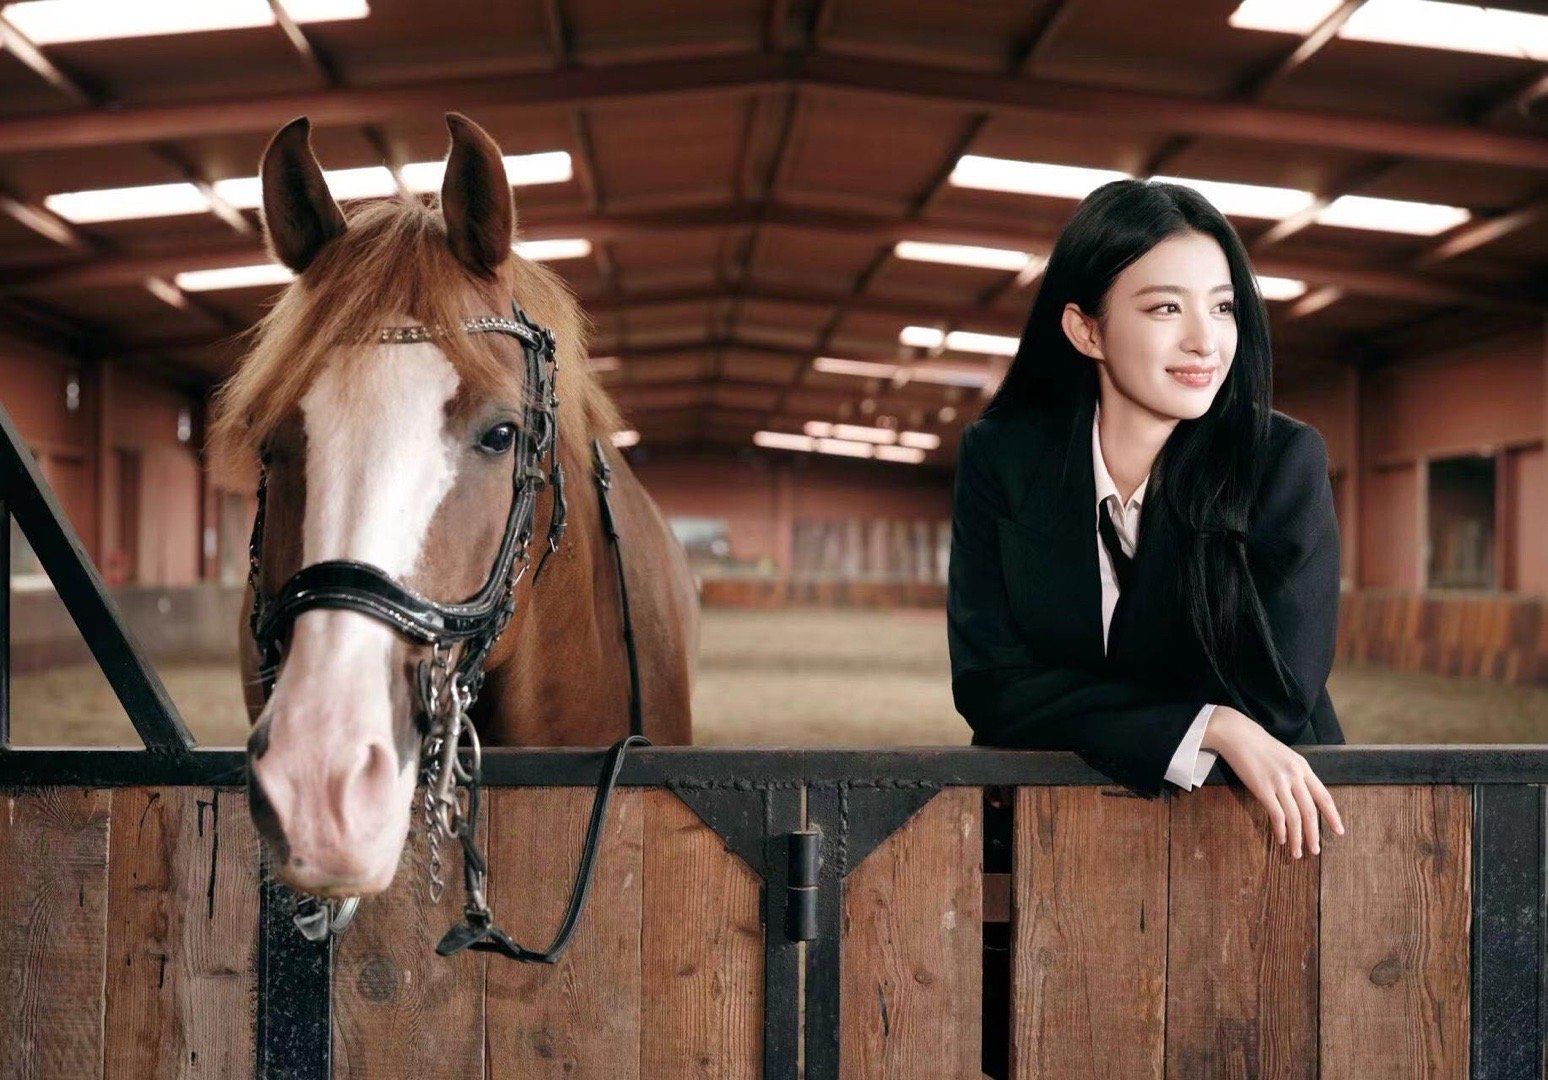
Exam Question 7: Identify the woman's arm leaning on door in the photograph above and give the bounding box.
[947,420,1209,798]
[1194,421,1346,856]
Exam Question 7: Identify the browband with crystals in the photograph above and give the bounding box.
[378,314,553,354]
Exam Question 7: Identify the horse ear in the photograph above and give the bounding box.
[440,112,514,279]
[260,116,346,273]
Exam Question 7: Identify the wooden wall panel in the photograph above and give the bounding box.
[1166,787,1319,1080]
[332,811,485,1078]
[485,787,644,1078]
[640,788,762,1078]
[1012,785,1169,1080]
[842,786,981,1078]
[102,787,259,1079]
[0,788,112,1080]
[1320,786,1471,1079]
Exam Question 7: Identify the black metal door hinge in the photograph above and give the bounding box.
[784,828,820,942]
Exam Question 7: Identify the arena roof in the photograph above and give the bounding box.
[0,0,1544,467]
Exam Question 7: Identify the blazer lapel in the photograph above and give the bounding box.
[998,397,1105,668]
[1107,470,1191,686]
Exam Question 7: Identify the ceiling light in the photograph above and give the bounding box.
[754,431,815,452]
[874,445,926,464]
[1255,275,1308,301]
[1149,175,1315,220]
[398,151,574,192]
[514,238,592,261]
[910,365,990,388]
[44,182,210,224]
[815,438,874,459]
[813,357,896,379]
[611,429,640,448]
[813,356,991,390]
[1230,0,1548,60]
[950,155,1129,200]
[894,240,1035,272]
[897,431,941,450]
[900,326,945,349]
[1313,194,1469,236]
[212,166,396,210]
[173,263,295,291]
[802,422,897,444]
[2,0,369,46]
[900,326,1019,356]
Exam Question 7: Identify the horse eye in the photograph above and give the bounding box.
[478,422,518,454]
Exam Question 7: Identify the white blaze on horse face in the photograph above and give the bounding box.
[251,335,461,894]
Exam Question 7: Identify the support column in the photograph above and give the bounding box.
[93,356,113,571]
[773,460,793,584]
[1344,364,1362,590]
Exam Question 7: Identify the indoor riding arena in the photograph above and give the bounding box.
[1,2,1545,1078]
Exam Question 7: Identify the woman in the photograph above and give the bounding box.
[948,178,1346,860]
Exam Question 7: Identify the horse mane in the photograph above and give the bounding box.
[207,196,621,482]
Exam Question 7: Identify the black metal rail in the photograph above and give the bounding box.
[0,400,193,755]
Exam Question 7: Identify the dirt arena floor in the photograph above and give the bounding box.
[8,608,1546,748]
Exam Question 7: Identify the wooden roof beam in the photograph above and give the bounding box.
[9,204,1537,313]
[0,54,1544,170]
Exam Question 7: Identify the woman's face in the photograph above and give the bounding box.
[1061,230,1239,422]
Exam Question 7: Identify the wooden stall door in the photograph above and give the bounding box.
[332,786,764,1079]
[840,787,983,1079]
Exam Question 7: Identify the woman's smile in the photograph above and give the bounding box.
[1165,364,1218,389]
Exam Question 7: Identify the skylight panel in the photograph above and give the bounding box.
[893,240,1036,272]
[513,238,592,261]
[1149,175,1316,220]
[950,155,1129,200]
[44,182,209,223]
[1230,0,1548,61]
[174,263,295,291]
[1314,194,1470,235]
[4,0,370,46]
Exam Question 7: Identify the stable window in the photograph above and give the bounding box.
[1426,455,1495,590]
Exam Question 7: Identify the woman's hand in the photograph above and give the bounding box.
[1201,706,1345,858]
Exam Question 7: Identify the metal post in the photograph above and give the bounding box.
[0,498,9,750]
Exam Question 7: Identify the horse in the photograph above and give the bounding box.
[208,113,698,902]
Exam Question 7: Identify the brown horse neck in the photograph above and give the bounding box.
[473,444,634,746]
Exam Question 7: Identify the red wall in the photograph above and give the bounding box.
[0,337,205,586]
[629,451,952,575]
[1276,327,1547,596]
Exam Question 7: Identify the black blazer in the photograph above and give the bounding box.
[947,393,1345,798]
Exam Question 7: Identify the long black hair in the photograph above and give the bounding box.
[984,178,1294,701]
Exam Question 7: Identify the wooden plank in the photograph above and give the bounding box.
[102,787,260,1079]
[484,786,643,1077]
[0,788,111,1080]
[332,808,485,1078]
[1166,786,1319,1080]
[842,785,981,1079]
[640,788,762,1079]
[1320,785,1471,1078]
[1013,785,1168,1080]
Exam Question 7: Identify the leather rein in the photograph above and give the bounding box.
[246,301,646,962]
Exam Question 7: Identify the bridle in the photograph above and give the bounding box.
[246,301,646,962]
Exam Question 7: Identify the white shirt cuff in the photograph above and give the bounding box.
[1164,703,1220,790]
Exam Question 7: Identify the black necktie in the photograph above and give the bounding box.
[1097,499,1134,593]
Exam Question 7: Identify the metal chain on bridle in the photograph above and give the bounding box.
[247,301,647,962]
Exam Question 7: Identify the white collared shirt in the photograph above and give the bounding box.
[1092,403,1218,791]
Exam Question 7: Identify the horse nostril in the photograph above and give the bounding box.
[345,740,399,806]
